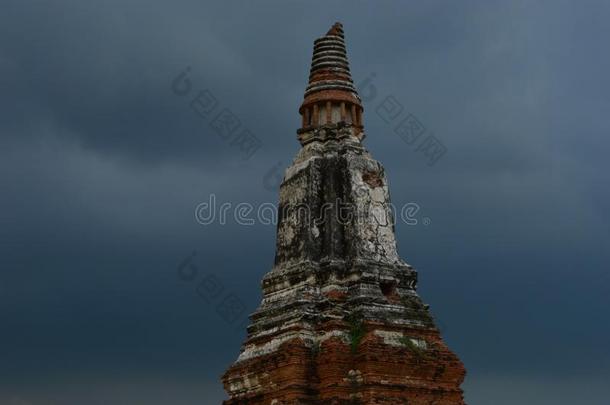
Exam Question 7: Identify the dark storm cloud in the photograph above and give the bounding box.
[1,1,609,404]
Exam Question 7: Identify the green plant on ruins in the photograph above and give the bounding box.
[399,336,427,362]
[346,312,365,353]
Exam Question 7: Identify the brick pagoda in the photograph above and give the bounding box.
[222,22,466,405]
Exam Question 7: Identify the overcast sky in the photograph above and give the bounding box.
[1,1,609,404]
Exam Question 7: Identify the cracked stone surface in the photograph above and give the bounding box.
[222,22,466,405]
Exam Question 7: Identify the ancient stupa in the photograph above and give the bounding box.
[222,22,466,404]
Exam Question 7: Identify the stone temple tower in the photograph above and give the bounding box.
[222,23,466,404]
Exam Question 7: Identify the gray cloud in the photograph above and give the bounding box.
[1,0,609,404]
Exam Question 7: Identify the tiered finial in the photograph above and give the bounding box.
[299,22,363,132]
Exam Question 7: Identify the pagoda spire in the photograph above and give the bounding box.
[222,23,466,405]
[299,22,364,138]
